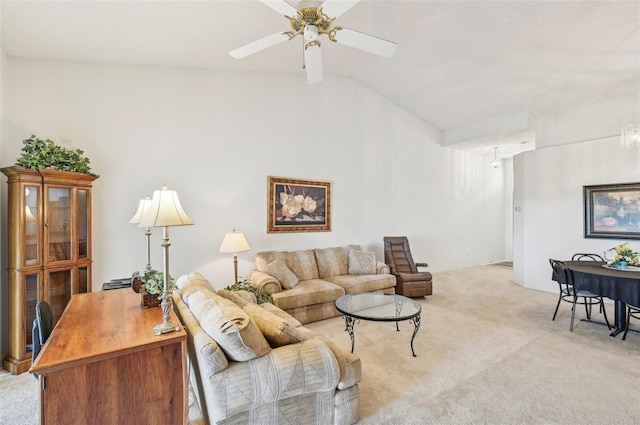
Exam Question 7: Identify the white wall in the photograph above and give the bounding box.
[514,97,640,292]
[0,58,506,304]
[503,157,514,261]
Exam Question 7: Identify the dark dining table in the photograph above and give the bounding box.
[565,260,640,336]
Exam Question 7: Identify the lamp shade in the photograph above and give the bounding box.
[219,229,251,253]
[138,186,194,228]
[129,197,152,224]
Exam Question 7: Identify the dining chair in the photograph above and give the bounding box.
[571,253,604,261]
[549,258,611,331]
[31,300,53,378]
[571,253,605,313]
[622,303,640,340]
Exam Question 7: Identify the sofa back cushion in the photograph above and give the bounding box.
[188,290,271,361]
[255,250,319,281]
[315,245,361,278]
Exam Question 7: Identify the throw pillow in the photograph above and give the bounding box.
[259,302,303,328]
[216,289,257,307]
[264,258,299,289]
[348,249,377,275]
[188,291,271,361]
[243,304,307,347]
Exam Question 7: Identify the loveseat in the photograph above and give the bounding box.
[249,244,396,324]
[172,271,361,425]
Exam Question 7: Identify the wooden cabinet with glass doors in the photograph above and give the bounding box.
[1,166,98,374]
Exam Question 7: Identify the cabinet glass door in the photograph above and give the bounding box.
[24,185,39,266]
[47,187,71,262]
[78,189,88,258]
[25,274,39,352]
[48,270,72,324]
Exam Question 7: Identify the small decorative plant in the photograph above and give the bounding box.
[142,269,176,299]
[225,276,273,304]
[606,242,639,268]
[15,134,92,173]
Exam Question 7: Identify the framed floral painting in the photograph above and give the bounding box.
[267,176,331,233]
[584,182,640,239]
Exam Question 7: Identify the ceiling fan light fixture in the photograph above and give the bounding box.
[304,24,319,41]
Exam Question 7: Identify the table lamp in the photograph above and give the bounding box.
[219,229,251,284]
[139,186,194,335]
[129,197,153,271]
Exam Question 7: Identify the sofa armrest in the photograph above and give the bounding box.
[376,261,390,274]
[203,339,340,421]
[250,270,283,295]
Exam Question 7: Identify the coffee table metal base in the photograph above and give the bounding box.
[342,313,421,357]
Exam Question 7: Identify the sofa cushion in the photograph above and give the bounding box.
[314,245,360,278]
[188,291,271,361]
[325,273,396,295]
[255,250,319,281]
[243,303,307,347]
[259,302,303,328]
[348,249,377,275]
[206,339,339,421]
[264,258,299,289]
[271,279,345,310]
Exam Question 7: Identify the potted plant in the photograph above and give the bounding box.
[133,269,176,308]
[605,242,639,269]
[15,134,92,173]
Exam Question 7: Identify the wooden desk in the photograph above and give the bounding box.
[30,289,187,425]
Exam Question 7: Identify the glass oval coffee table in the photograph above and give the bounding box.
[335,293,421,357]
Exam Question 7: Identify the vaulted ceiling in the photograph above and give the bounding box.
[2,1,640,158]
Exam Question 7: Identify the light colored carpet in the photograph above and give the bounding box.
[1,265,639,424]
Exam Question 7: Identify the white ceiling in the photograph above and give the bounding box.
[2,0,640,158]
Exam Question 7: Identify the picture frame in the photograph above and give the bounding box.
[267,176,331,233]
[584,182,640,240]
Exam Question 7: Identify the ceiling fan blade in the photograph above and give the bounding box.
[229,32,291,59]
[259,0,298,17]
[332,27,398,58]
[321,0,361,18]
[304,42,323,84]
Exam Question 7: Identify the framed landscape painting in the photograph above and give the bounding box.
[584,182,640,239]
[267,176,331,233]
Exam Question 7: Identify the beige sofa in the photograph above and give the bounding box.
[250,245,396,324]
[172,271,361,425]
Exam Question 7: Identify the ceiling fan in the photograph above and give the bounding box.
[229,0,399,84]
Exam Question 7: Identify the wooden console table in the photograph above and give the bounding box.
[30,288,187,425]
